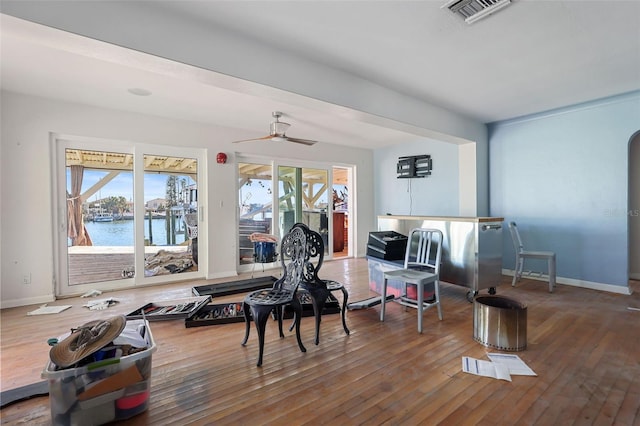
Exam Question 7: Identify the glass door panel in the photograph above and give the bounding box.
[238,162,274,265]
[278,165,329,253]
[65,148,134,286]
[142,154,198,277]
[278,165,300,237]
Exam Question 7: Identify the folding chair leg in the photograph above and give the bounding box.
[417,283,424,334]
[512,257,523,287]
[435,282,443,321]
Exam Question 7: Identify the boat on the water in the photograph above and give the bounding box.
[94,213,114,222]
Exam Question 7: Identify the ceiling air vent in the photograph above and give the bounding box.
[442,0,512,24]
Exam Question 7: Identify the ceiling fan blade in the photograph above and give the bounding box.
[233,112,317,146]
[285,137,317,146]
[232,135,272,143]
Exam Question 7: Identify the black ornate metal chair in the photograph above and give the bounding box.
[241,227,307,367]
[291,223,350,345]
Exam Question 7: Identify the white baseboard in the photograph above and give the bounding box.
[502,269,632,295]
[207,270,240,280]
[630,272,640,280]
[1,294,55,309]
[207,269,281,280]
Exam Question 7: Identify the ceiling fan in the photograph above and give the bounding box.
[232,111,318,146]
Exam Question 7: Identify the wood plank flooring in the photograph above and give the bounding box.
[1,258,639,425]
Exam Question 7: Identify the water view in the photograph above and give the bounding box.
[80,218,188,247]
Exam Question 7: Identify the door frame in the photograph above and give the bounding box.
[52,134,206,297]
[629,130,640,281]
[236,154,353,274]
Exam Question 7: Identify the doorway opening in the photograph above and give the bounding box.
[332,166,350,258]
[629,130,640,282]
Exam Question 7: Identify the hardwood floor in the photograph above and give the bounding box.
[1,258,639,425]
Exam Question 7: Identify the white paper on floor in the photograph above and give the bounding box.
[462,353,536,381]
[27,304,72,316]
[487,353,537,376]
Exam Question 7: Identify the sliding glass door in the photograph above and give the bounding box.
[278,165,330,254]
[237,157,353,271]
[55,137,205,296]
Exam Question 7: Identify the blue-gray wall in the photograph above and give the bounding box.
[374,139,460,217]
[489,91,640,289]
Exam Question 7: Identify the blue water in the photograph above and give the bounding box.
[80,218,188,246]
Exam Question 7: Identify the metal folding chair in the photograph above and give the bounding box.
[508,221,556,292]
[380,228,443,333]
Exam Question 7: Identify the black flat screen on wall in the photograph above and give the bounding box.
[397,155,432,178]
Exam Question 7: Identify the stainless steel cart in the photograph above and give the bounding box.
[377,215,504,302]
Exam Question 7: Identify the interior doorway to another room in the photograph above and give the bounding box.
[629,131,640,281]
[332,166,350,258]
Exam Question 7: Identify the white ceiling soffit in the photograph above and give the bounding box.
[442,0,512,24]
[0,15,443,150]
[1,1,639,137]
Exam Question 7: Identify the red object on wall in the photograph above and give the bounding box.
[216,152,227,164]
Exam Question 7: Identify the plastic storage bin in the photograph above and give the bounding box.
[42,319,156,425]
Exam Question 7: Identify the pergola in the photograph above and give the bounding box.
[65,149,198,245]
[238,163,347,220]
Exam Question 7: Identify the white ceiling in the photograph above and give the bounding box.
[1,1,639,149]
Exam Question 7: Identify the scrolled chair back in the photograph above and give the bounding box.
[275,226,307,292]
[291,223,326,287]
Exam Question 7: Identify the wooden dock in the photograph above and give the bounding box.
[67,246,194,285]
[68,252,134,285]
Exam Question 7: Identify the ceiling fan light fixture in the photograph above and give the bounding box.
[270,136,287,142]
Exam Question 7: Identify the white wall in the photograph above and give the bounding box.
[0,91,375,308]
[459,143,477,216]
